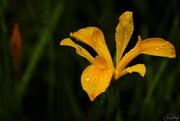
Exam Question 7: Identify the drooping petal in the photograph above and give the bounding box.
[114,64,146,79]
[60,38,95,64]
[81,63,114,101]
[115,11,134,66]
[70,27,96,46]
[114,35,176,80]
[141,38,176,58]
[70,27,113,66]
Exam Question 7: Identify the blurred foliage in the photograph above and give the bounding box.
[0,0,180,121]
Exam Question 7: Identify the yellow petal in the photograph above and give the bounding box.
[60,38,95,64]
[114,36,142,79]
[115,11,134,66]
[70,27,113,66]
[114,64,146,79]
[141,38,176,58]
[94,55,109,69]
[70,27,96,47]
[81,64,114,101]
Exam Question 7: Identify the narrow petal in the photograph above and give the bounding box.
[70,27,113,66]
[60,38,95,64]
[81,64,114,101]
[141,38,176,58]
[115,11,134,66]
[114,36,142,79]
[114,64,146,79]
[114,36,176,80]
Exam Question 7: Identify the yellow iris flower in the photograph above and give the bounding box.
[60,11,176,101]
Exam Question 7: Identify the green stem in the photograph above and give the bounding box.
[105,82,120,121]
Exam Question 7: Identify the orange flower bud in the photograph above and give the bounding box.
[11,23,22,73]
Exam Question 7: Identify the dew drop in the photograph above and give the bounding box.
[128,28,131,32]
[93,38,97,42]
[85,76,90,82]
[84,51,87,55]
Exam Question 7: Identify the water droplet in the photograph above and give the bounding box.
[127,28,131,31]
[125,34,128,37]
[93,37,97,42]
[85,76,90,82]
[156,47,159,50]
[84,51,87,54]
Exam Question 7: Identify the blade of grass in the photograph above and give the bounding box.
[0,4,13,119]
[155,1,173,36]
[64,76,80,121]
[115,111,123,121]
[47,35,56,117]
[140,9,178,121]
[16,1,64,110]
[24,0,40,32]
[56,60,63,121]
[140,58,168,121]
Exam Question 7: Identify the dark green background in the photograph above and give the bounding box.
[0,0,180,120]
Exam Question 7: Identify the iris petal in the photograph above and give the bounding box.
[141,38,176,58]
[114,36,142,79]
[115,11,134,66]
[70,27,113,66]
[60,38,95,64]
[114,35,176,80]
[115,64,146,79]
[81,63,114,101]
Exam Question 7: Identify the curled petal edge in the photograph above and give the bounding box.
[60,38,95,64]
[114,64,146,79]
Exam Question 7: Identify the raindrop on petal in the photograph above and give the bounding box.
[85,76,90,82]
